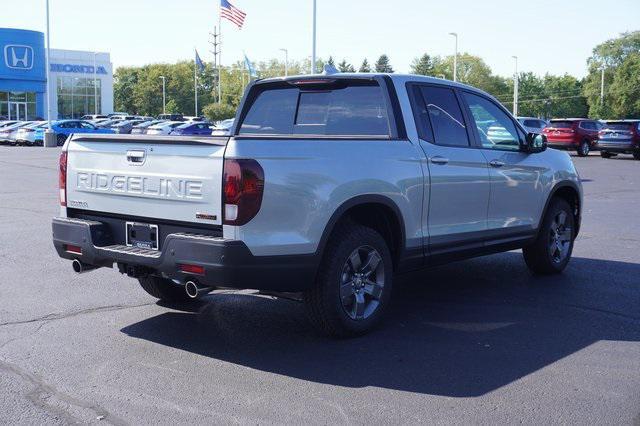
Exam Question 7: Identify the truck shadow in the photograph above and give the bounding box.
[121,253,640,397]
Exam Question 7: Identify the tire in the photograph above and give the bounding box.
[600,151,614,159]
[633,152,640,161]
[56,134,67,146]
[523,198,575,275]
[577,140,590,157]
[138,275,194,303]
[304,221,393,338]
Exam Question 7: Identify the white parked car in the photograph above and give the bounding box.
[211,119,235,136]
[517,117,548,134]
[14,121,47,146]
[0,121,31,144]
[146,121,185,135]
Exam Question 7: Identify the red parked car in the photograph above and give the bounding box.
[596,120,640,160]
[543,119,602,157]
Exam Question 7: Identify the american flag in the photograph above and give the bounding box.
[220,0,246,29]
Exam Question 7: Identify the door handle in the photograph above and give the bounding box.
[430,156,449,165]
[489,160,505,168]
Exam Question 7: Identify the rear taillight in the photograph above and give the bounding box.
[59,151,67,206]
[222,159,264,226]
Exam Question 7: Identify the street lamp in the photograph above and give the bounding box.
[279,48,289,76]
[159,76,166,115]
[512,55,518,116]
[43,0,56,147]
[93,52,98,114]
[449,32,458,82]
[600,65,605,107]
[311,0,317,73]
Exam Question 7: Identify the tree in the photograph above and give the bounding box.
[543,74,588,118]
[375,55,394,73]
[431,53,509,97]
[203,103,237,122]
[338,59,355,73]
[359,59,371,73]
[410,53,433,76]
[608,52,640,118]
[327,56,335,67]
[583,31,640,118]
[113,67,140,114]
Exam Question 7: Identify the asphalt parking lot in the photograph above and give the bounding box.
[0,146,639,424]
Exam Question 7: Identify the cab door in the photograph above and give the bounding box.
[460,91,545,236]
[409,84,491,256]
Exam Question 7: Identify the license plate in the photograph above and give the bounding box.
[126,222,159,250]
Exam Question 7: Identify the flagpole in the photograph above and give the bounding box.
[218,9,222,104]
[194,48,198,115]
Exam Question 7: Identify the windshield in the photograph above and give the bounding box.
[548,121,574,129]
[603,122,636,131]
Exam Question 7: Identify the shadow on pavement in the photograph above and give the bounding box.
[121,253,640,397]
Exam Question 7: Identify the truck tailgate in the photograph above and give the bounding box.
[65,135,227,226]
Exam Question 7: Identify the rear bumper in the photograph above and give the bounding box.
[597,142,638,153]
[52,217,318,292]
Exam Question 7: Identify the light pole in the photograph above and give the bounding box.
[600,66,605,107]
[279,48,289,76]
[449,32,458,82]
[311,0,317,73]
[512,55,518,116]
[160,76,166,115]
[43,0,56,147]
[93,52,98,114]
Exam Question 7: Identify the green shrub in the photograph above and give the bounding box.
[203,103,237,122]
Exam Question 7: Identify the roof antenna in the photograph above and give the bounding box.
[322,63,339,75]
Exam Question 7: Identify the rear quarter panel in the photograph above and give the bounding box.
[224,138,425,256]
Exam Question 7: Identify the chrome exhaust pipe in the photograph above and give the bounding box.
[72,259,98,274]
[185,280,213,299]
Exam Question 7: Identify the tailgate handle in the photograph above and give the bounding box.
[126,150,146,165]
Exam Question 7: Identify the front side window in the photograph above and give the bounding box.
[463,92,521,151]
[239,81,391,137]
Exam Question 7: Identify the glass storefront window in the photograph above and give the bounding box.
[56,77,102,118]
[0,91,37,120]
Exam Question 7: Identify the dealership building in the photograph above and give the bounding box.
[0,28,113,120]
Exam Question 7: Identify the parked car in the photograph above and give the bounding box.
[130,120,167,135]
[211,118,234,136]
[95,119,122,129]
[110,115,138,121]
[183,116,206,122]
[542,119,602,157]
[169,121,213,136]
[34,120,116,146]
[111,119,148,134]
[517,117,548,134]
[80,114,108,121]
[597,120,640,160]
[107,112,129,117]
[0,121,31,145]
[157,114,184,121]
[53,74,582,337]
[146,121,184,135]
[0,120,20,129]
[15,121,48,146]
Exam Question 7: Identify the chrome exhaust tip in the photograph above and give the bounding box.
[185,280,213,299]
[72,259,98,274]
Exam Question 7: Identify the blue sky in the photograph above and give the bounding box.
[1,0,638,77]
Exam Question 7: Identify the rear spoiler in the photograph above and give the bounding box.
[69,134,229,146]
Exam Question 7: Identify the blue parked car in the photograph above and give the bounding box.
[34,120,116,146]
[169,121,212,136]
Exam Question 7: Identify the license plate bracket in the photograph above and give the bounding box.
[125,222,159,250]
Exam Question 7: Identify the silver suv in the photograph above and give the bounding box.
[52,74,582,337]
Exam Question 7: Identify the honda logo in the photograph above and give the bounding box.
[4,45,34,70]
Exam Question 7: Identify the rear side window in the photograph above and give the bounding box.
[239,81,391,137]
[524,119,542,127]
[549,121,574,129]
[413,85,469,147]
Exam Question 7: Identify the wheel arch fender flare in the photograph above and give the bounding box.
[539,180,582,238]
[314,194,407,259]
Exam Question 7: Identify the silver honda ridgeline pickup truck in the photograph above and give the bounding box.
[53,74,582,337]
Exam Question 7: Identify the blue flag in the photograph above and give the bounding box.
[244,53,257,78]
[195,50,205,72]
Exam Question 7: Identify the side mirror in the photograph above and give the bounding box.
[523,132,547,153]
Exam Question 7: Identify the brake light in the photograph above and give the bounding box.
[222,159,264,226]
[59,151,68,206]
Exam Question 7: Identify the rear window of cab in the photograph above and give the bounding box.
[238,80,392,137]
